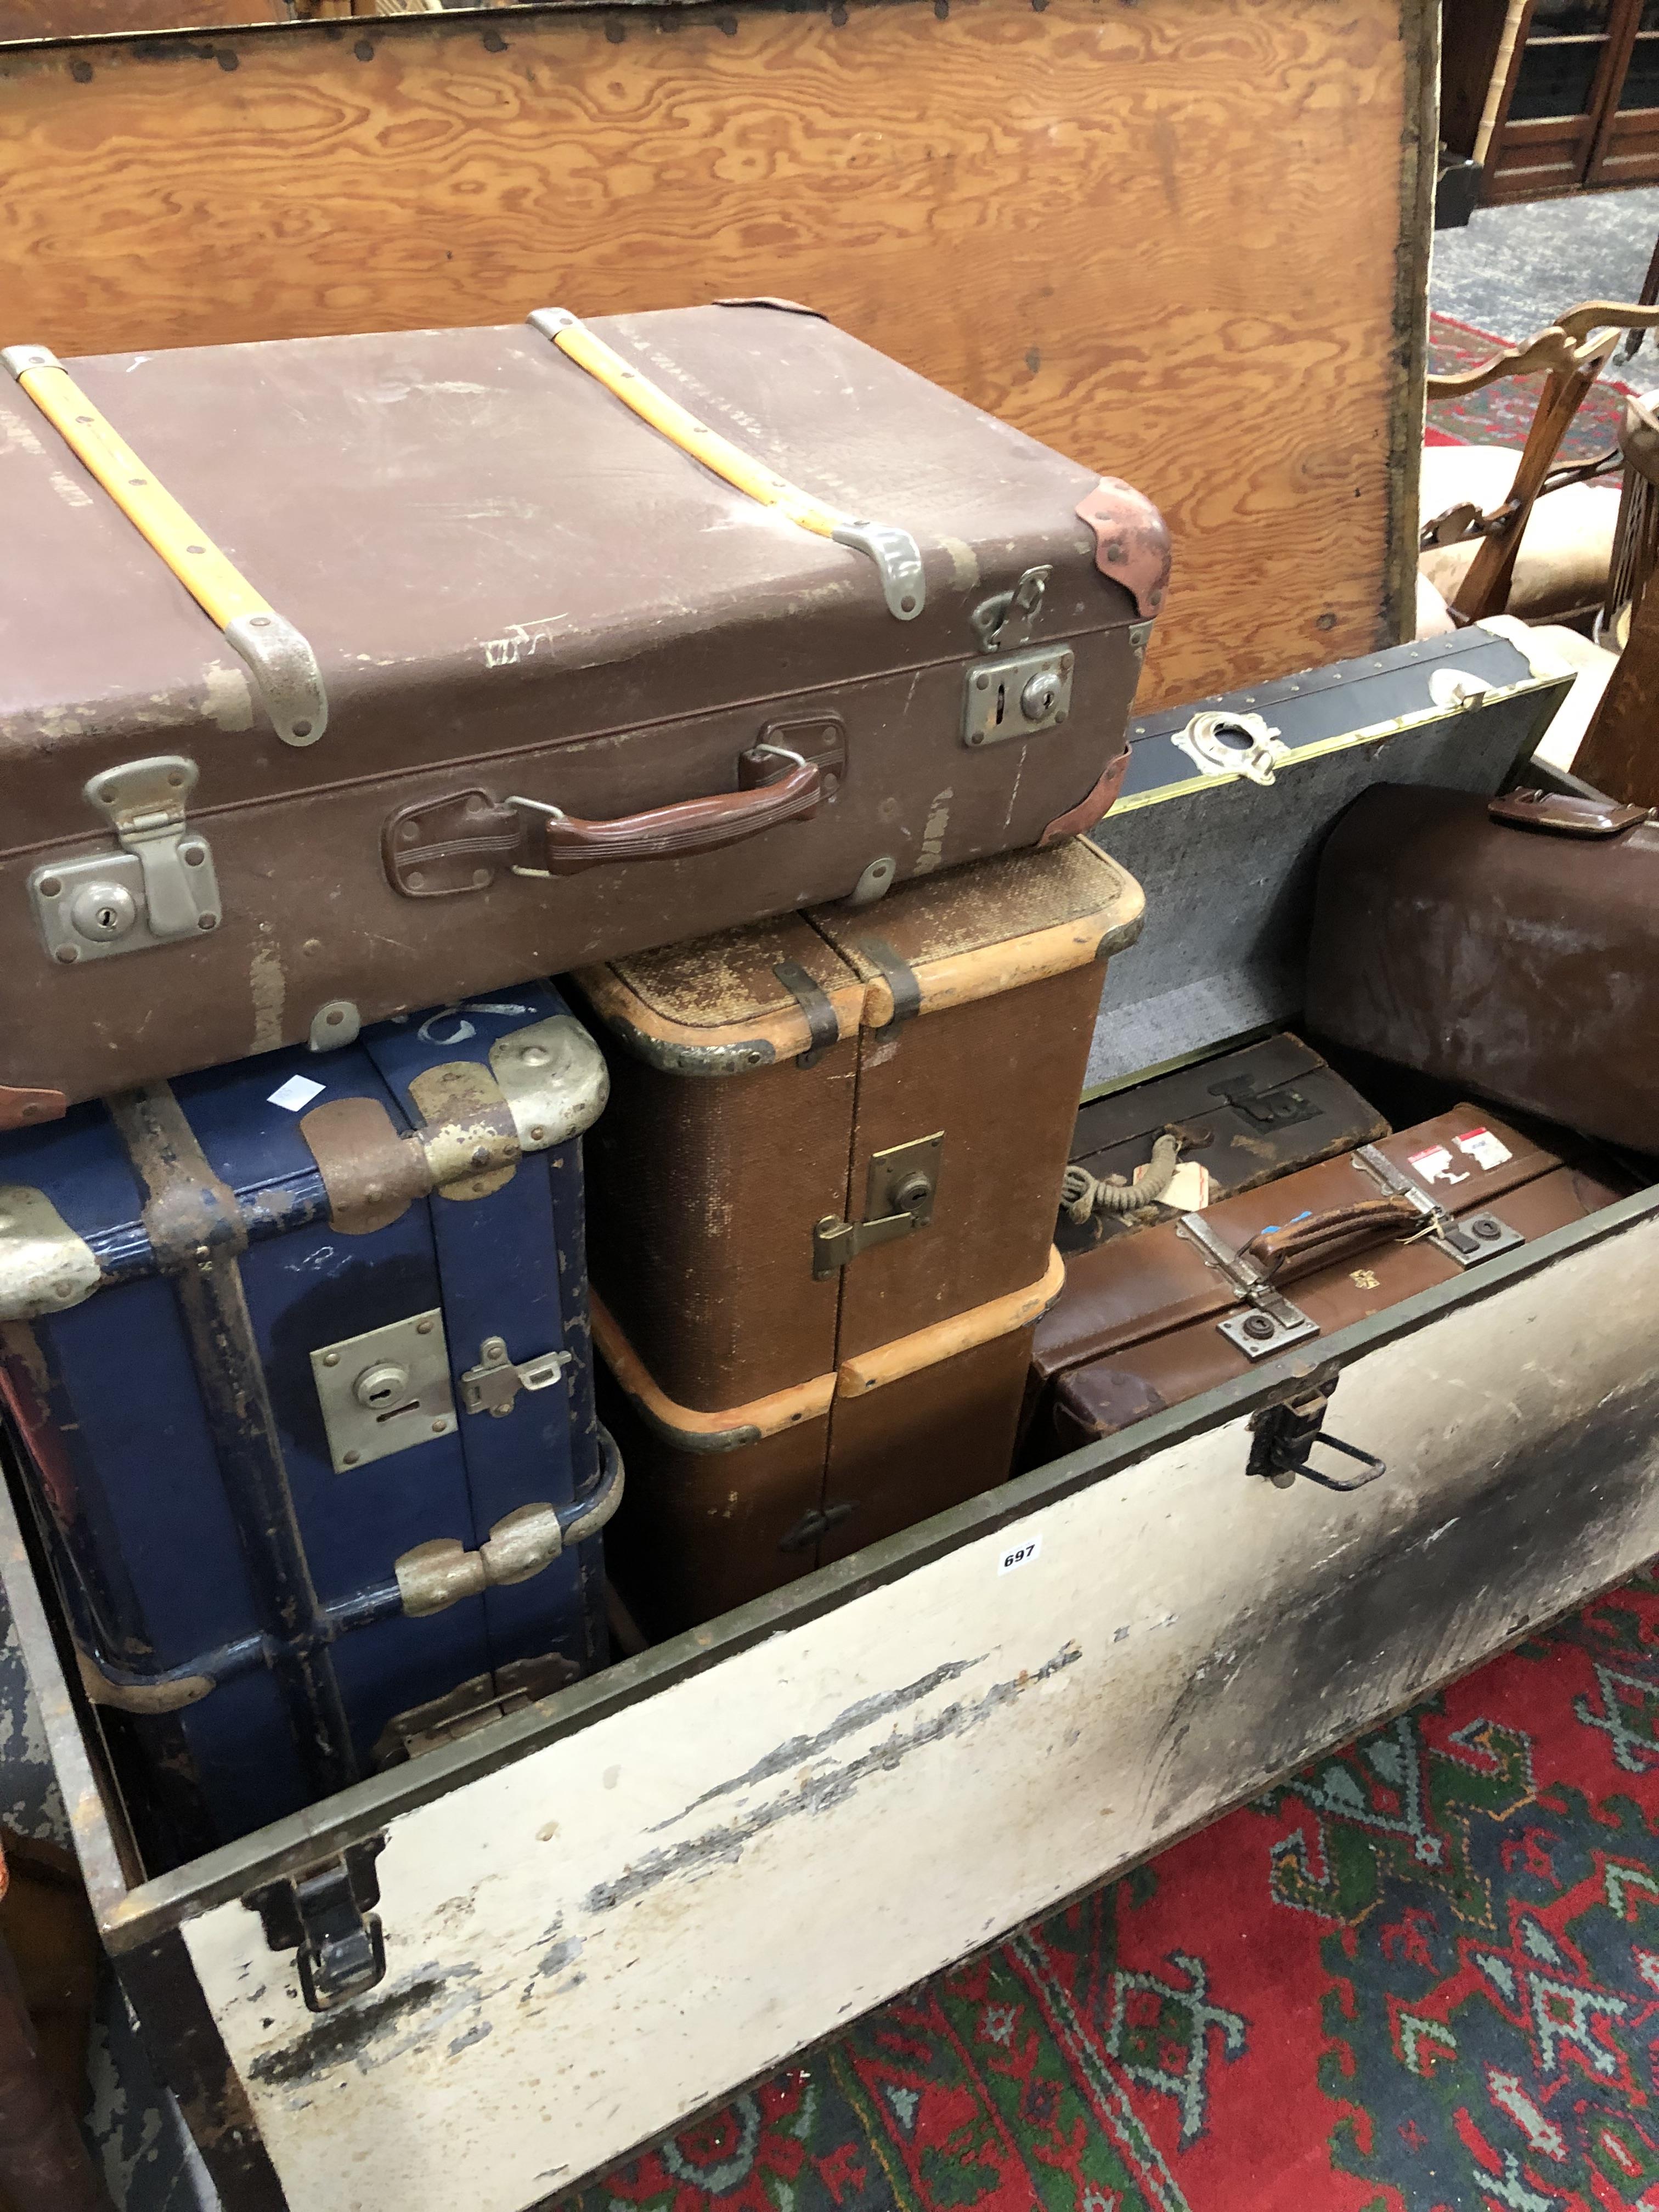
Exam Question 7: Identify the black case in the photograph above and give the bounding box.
[1059,1032,1389,1252]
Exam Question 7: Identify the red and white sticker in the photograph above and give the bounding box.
[1456,1125,1513,1171]
[1407,1143,1468,1186]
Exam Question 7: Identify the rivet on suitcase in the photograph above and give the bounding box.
[0,305,1165,1119]
[572,838,1143,1632]
[0,984,616,1866]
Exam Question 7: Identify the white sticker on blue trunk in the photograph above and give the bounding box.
[268,1075,326,1113]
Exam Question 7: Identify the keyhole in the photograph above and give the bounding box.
[994,681,1007,728]
[97,905,117,931]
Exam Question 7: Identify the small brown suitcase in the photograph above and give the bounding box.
[1026,1107,1632,1460]
[1058,1032,1389,1252]
[1305,785,1659,1156]
[572,838,1143,1406]
[0,304,1166,1124]
[596,1256,1062,1635]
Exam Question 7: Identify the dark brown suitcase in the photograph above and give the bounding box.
[1058,1032,1389,1252]
[572,838,1143,1407]
[1304,785,1659,1156]
[1026,1108,1632,1460]
[0,304,1166,1127]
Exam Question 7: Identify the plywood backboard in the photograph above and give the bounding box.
[0,0,1433,709]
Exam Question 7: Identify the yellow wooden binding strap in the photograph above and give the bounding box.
[527,308,925,622]
[2,344,328,747]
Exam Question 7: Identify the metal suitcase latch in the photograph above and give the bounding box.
[1176,1209,1321,1359]
[1246,1375,1386,1493]
[970,565,1051,651]
[246,1838,387,2014]
[813,1132,943,1278]
[1171,710,1285,787]
[458,1334,573,1418]
[962,645,1073,748]
[30,755,221,965]
[1352,1144,1525,1268]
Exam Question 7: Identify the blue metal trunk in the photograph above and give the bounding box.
[0,984,615,1867]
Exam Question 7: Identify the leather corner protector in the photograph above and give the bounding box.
[1074,479,1172,618]
[0,1085,68,1133]
[1039,742,1132,847]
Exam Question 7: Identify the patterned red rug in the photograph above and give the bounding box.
[565,1566,1659,2212]
[1429,311,1635,463]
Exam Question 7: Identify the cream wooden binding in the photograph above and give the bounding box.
[836,1246,1067,1398]
[590,1290,836,1447]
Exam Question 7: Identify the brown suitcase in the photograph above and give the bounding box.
[0,304,1166,1126]
[1304,784,1659,1156]
[597,1260,1060,1636]
[1026,1108,1632,1460]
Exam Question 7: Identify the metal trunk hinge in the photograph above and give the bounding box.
[246,1838,387,2013]
[30,755,221,964]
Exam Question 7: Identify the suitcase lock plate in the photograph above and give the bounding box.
[1176,1210,1322,1360]
[312,1309,456,1473]
[962,647,1074,748]
[30,755,221,965]
[813,1133,943,1278]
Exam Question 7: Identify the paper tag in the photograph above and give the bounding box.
[1456,1126,1513,1171]
[268,1075,325,1113]
[1407,1144,1469,1187]
[997,1534,1042,1576]
[1160,1160,1213,1212]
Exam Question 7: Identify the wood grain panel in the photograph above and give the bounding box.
[0,0,1429,708]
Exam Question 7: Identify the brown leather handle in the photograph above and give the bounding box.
[1488,786,1652,838]
[1240,1195,1424,1282]
[536,757,821,876]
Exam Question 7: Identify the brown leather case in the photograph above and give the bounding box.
[573,839,1144,1406]
[598,1259,1060,1638]
[0,304,1165,1125]
[1027,1109,1632,1459]
[1304,784,1659,1156]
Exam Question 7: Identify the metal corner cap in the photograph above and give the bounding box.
[0,1185,102,1322]
[223,611,329,748]
[489,1015,610,1149]
[831,521,926,621]
[526,308,578,340]
[1,344,59,382]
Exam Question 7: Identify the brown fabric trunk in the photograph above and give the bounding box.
[1026,1109,1633,1460]
[0,304,1162,1122]
[1304,784,1659,1156]
[573,839,1143,1407]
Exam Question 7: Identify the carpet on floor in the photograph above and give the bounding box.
[563,1563,1659,2212]
[1429,311,1637,463]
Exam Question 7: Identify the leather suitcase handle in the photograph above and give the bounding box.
[1489,786,1652,837]
[515,753,821,876]
[1239,1195,1424,1282]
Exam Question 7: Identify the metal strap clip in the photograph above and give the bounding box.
[2,344,327,747]
[1352,1145,1525,1269]
[526,308,925,620]
[1176,1210,1321,1359]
